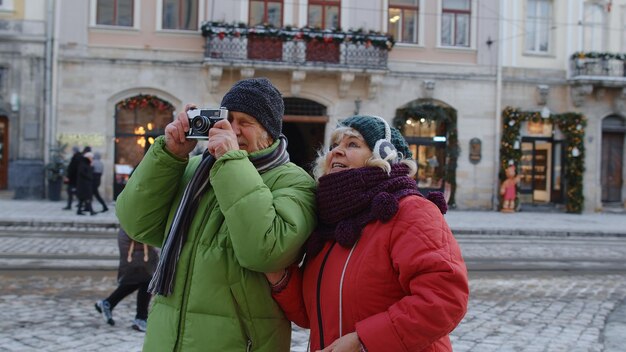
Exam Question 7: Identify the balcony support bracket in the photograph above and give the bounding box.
[570,84,593,107]
[291,70,306,96]
[338,72,355,98]
[208,66,223,94]
[368,74,384,100]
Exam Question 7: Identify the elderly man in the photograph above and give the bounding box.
[116,78,317,351]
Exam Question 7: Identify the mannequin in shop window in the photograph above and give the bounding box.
[500,165,521,213]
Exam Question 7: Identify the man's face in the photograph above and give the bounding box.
[228,111,273,153]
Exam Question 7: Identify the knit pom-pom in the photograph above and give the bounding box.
[335,220,360,247]
[371,192,399,222]
[427,191,448,214]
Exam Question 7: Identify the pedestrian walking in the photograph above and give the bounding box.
[95,228,158,331]
[62,146,82,210]
[91,152,109,212]
[76,152,96,215]
[266,115,469,352]
[116,78,317,351]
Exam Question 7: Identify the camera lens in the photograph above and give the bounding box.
[191,116,210,134]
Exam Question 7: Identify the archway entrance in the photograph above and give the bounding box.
[282,97,327,174]
[114,95,174,199]
[601,115,625,204]
[393,100,459,206]
[0,116,7,189]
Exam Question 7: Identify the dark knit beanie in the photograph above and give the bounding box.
[339,115,413,159]
[220,78,284,140]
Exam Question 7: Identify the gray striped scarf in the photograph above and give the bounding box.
[149,135,290,296]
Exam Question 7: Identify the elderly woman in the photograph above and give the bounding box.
[266,115,469,352]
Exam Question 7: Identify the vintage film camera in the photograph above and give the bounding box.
[186,107,229,139]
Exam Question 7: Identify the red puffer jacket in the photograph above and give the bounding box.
[274,195,469,352]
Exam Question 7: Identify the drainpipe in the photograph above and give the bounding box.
[44,0,55,166]
[492,0,504,211]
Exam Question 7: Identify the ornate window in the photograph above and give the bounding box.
[388,0,418,44]
[441,0,471,47]
[249,0,283,27]
[308,0,340,29]
[162,0,198,30]
[525,0,552,53]
[96,0,134,26]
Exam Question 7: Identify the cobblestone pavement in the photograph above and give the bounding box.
[2,271,626,351]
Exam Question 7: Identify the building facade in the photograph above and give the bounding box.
[0,0,49,198]
[5,0,624,213]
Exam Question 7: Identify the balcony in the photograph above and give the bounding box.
[202,23,394,72]
[569,52,626,87]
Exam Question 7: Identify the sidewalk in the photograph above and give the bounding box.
[0,198,624,235]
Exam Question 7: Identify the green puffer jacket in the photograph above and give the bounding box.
[116,136,317,352]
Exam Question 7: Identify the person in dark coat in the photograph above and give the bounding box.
[91,152,109,212]
[76,152,96,215]
[95,228,158,332]
[62,146,82,210]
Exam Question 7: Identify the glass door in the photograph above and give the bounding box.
[519,138,560,204]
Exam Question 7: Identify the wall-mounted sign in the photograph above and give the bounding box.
[57,133,105,147]
[469,138,481,164]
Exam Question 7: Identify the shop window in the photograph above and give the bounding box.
[114,95,174,198]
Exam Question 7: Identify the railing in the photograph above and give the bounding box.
[202,23,394,70]
[570,52,626,79]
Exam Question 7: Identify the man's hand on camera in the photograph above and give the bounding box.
[164,104,198,159]
[207,119,239,159]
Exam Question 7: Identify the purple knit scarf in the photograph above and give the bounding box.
[306,164,421,258]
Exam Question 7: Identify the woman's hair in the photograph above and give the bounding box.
[312,126,417,181]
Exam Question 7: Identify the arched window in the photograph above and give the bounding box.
[114,94,174,198]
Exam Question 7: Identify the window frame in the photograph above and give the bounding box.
[159,0,200,31]
[388,0,419,44]
[307,0,341,30]
[90,0,140,30]
[94,0,135,27]
[440,0,471,48]
[524,0,553,54]
[249,0,284,27]
[582,2,607,52]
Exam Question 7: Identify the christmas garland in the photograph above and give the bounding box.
[393,103,459,207]
[571,51,626,61]
[117,94,174,111]
[501,107,586,213]
[201,21,395,51]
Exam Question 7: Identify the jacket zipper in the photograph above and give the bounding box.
[231,287,254,351]
[316,242,336,349]
[173,204,213,351]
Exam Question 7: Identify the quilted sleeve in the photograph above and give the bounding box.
[355,196,469,352]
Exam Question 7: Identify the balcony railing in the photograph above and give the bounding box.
[202,23,394,70]
[569,52,626,85]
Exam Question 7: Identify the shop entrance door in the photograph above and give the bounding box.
[0,116,7,189]
[601,132,624,203]
[520,138,561,204]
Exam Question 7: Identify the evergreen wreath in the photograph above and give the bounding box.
[501,107,586,213]
[117,95,174,112]
[393,102,459,207]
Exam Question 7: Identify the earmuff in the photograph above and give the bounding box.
[371,116,398,162]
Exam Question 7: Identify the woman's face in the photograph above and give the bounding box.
[324,133,373,175]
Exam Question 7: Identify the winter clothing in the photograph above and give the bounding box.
[76,157,95,215]
[220,78,284,140]
[116,136,317,352]
[99,229,159,323]
[339,115,412,159]
[63,150,82,209]
[91,153,108,212]
[273,166,469,352]
[149,136,290,296]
